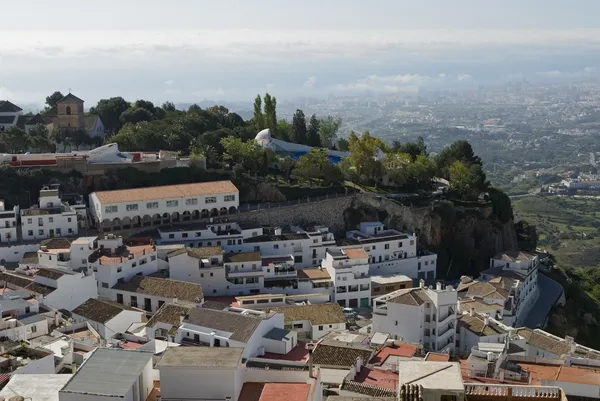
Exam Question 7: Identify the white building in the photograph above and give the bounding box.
[154,220,264,247]
[271,303,347,340]
[59,348,153,401]
[108,275,204,313]
[89,180,239,231]
[71,298,145,339]
[34,267,98,311]
[479,251,540,326]
[168,246,264,296]
[175,307,291,359]
[157,346,323,401]
[456,311,511,355]
[20,186,78,241]
[322,247,371,308]
[89,235,165,297]
[0,200,18,244]
[343,222,437,280]
[372,281,458,353]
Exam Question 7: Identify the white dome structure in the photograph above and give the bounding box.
[255,128,272,147]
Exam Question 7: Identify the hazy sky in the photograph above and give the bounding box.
[2,1,600,107]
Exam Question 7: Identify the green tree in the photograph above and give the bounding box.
[26,124,54,152]
[70,130,90,150]
[220,137,265,174]
[293,148,342,185]
[50,128,70,152]
[318,116,342,148]
[89,97,130,133]
[253,95,265,131]
[337,138,349,151]
[263,93,277,135]
[162,101,176,112]
[191,144,218,168]
[448,160,488,200]
[276,120,292,142]
[348,131,386,183]
[45,91,64,108]
[392,137,428,161]
[279,157,296,182]
[291,109,307,145]
[435,140,482,179]
[0,127,28,153]
[307,114,321,147]
[119,107,154,125]
[515,220,538,251]
[383,152,411,187]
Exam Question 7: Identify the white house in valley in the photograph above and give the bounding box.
[322,247,371,308]
[108,275,204,313]
[21,186,79,241]
[342,222,437,280]
[71,298,145,339]
[372,280,458,353]
[88,180,239,231]
[89,235,166,297]
[0,200,18,244]
[270,302,347,340]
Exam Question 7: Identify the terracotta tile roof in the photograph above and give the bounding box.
[388,288,431,306]
[518,363,600,386]
[224,251,261,263]
[146,303,191,328]
[371,344,418,365]
[40,237,73,250]
[516,328,571,356]
[327,397,396,401]
[271,303,346,325]
[493,251,536,262]
[458,314,506,336]
[20,252,39,265]
[238,382,311,401]
[0,272,55,296]
[459,298,502,314]
[112,276,203,303]
[184,307,263,342]
[177,246,223,259]
[93,180,238,204]
[354,367,399,390]
[343,248,368,260]
[297,268,331,280]
[311,343,373,367]
[425,352,450,362]
[35,268,66,280]
[340,380,396,398]
[466,282,509,300]
[72,298,137,324]
[90,244,155,265]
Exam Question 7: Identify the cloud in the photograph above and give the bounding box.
[266,83,275,89]
[303,76,317,88]
[335,73,448,93]
[457,74,472,81]
[535,67,598,79]
[164,80,174,86]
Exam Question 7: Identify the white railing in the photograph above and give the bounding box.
[465,383,562,399]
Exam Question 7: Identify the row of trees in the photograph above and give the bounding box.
[252,94,343,149]
[0,125,100,154]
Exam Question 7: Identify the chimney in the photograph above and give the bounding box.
[306,342,316,379]
[419,279,425,289]
[55,311,60,327]
[436,282,442,291]
[179,312,186,324]
[469,308,475,317]
[484,314,490,326]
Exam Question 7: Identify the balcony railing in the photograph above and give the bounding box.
[464,383,562,401]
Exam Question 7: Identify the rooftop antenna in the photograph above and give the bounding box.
[68,88,72,94]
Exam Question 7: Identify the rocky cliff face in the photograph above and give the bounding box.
[347,195,518,278]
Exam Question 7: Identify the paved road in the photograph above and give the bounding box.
[523,273,564,329]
